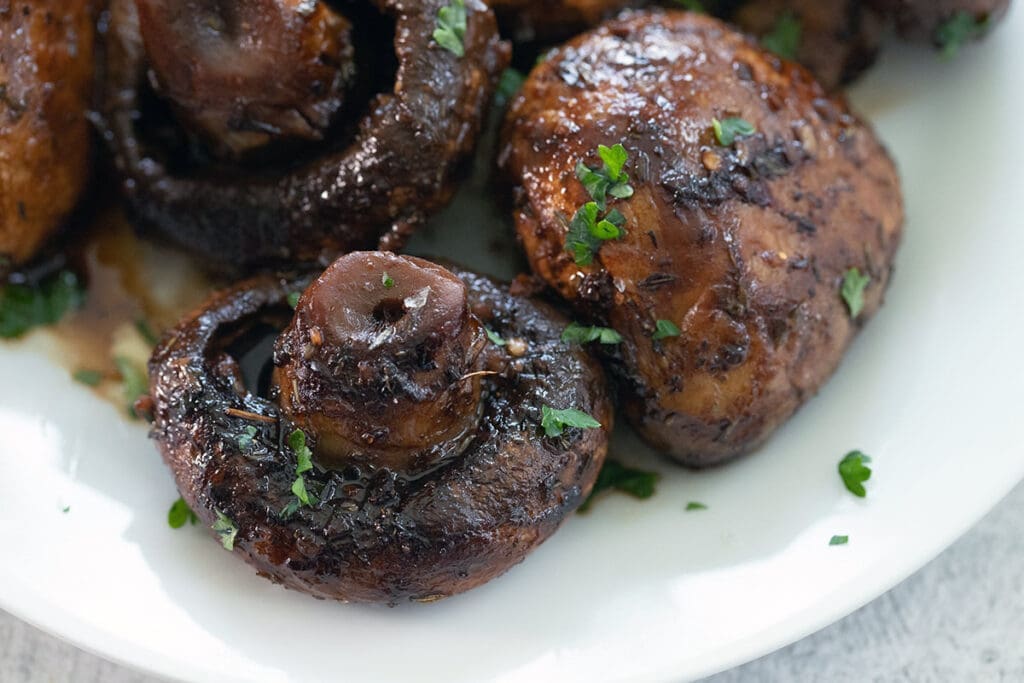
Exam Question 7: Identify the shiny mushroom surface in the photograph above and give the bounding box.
[149,252,611,602]
[500,10,903,466]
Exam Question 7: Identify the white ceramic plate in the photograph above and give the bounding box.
[2,8,1023,682]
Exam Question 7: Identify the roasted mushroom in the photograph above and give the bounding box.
[490,0,640,44]
[96,0,509,270]
[149,252,611,602]
[0,0,95,270]
[730,0,888,89]
[500,11,903,467]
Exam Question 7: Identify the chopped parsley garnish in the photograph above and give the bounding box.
[496,68,526,105]
[382,272,395,289]
[168,497,198,529]
[433,0,467,57]
[0,269,84,339]
[576,143,634,210]
[561,322,622,345]
[936,11,989,58]
[213,511,238,551]
[541,405,602,437]
[652,319,681,341]
[114,356,148,419]
[237,425,258,450]
[485,327,506,346]
[566,202,626,266]
[838,450,872,498]
[712,117,757,146]
[674,0,705,13]
[685,501,708,511]
[62,505,70,514]
[829,535,849,546]
[761,12,802,61]
[134,318,159,346]
[73,369,103,387]
[579,460,660,512]
[287,291,301,309]
[287,429,317,508]
[841,267,870,318]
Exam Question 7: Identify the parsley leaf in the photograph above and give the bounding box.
[579,460,660,512]
[433,0,467,57]
[561,322,622,345]
[73,369,103,387]
[712,117,757,146]
[287,429,317,508]
[686,501,708,511]
[485,327,506,346]
[841,267,871,318]
[838,450,872,497]
[114,356,148,419]
[237,425,258,450]
[212,511,238,551]
[382,272,395,289]
[0,269,84,339]
[674,0,705,12]
[287,291,300,309]
[168,497,198,529]
[576,143,634,210]
[652,319,681,341]
[761,12,802,61]
[496,68,526,105]
[829,535,849,546]
[936,11,989,58]
[541,405,602,437]
[565,202,626,266]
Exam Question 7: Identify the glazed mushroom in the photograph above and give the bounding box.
[96,0,509,269]
[490,0,642,44]
[148,252,611,602]
[500,11,903,467]
[729,0,888,89]
[0,0,95,271]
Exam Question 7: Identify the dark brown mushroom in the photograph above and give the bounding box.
[96,0,509,270]
[148,252,611,603]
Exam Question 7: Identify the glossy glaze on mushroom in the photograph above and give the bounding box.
[500,10,903,466]
[96,0,509,270]
[0,0,96,270]
[148,252,611,602]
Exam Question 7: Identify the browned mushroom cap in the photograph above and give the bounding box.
[148,253,611,603]
[135,0,356,158]
[96,0,509,270]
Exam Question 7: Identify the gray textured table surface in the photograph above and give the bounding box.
[4,481,1023,683]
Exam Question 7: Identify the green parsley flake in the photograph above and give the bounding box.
[674,0,705,13]
[561,322,622,345]
[838,450,872,498]
[168,497,198,529]
[237,425,258,450]
[114,356,149,419]
[485,327,507,346]
[566,202,626,266]
[685,501,708,511]
[761,12,802,61]
[287,429,317,508]
[382,272,395,289]
[213,511,238,551]
[540,405,602,437]
[576,143,634,210]
[579,460,660,512]
[287,291,301,309]
[936,11,989,58]
[0,269,84,339]
[712,117,757,146]
[73,369,103,387]
[829,535,849,546]
[433,0,467,57]
[496,68,526,105]
[652,319,681,341]
[62,505,70,514]
[841,267,871,318]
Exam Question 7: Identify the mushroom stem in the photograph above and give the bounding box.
[273,252,487,474]
[134,0,355,157]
